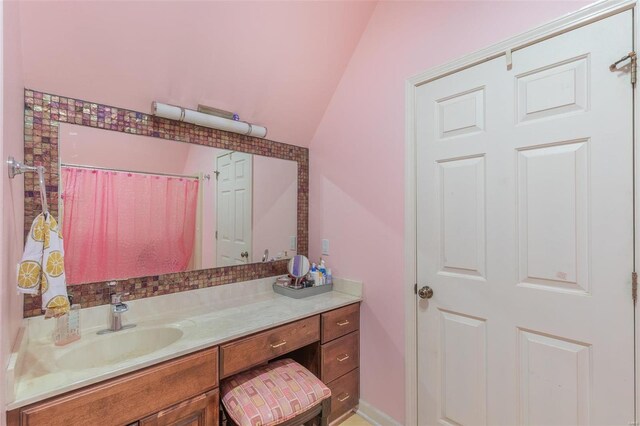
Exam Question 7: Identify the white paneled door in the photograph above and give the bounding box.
[416,11,634,425]
[216,151,253,266]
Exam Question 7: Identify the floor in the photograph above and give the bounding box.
[337,413,373,426]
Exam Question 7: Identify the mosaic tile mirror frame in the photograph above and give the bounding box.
[22,90,308,317]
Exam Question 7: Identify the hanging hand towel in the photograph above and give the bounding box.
[17,213,70,318]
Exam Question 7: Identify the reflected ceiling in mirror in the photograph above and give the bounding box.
[59,123,298,285]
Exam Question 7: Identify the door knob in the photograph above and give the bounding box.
[418,286,434,299]
[241,251,249,258]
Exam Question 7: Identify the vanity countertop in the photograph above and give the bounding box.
[6,277,362,410]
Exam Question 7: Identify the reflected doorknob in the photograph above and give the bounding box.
[418,285,434,299]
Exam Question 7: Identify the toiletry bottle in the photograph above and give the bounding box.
[310,263,318,286]
[67,303,81,342]
[319,260,327,285]
[310,263,322,286]
[326,268,333,285]
[53,314,69,346]
[53,296,81,346]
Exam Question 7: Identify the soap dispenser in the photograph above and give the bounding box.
[318,259,327,285]
[53,295,81,346]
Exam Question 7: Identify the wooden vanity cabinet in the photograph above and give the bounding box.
[8,303,361,426]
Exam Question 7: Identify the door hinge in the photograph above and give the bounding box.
[633,272,637,306]
[214,170,220,180]
[610,51,637,87]
[215,230,218,240]
[414,283,417,295]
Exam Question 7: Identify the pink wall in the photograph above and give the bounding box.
[308,1,592,422]
[18,1,376,147]
[252,156,297,262]
[1,0,25,422]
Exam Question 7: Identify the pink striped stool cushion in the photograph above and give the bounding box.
[221,358,331,426]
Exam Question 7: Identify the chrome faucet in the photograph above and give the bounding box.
[109,292,130,331]
[98,282,136,334]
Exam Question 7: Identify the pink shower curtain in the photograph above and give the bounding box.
[61,167,199,284]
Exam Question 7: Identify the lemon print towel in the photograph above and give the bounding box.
[17,213,70,318]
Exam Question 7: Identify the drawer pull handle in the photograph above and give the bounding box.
[336,320,350,326]
[337,393,351,402]
[270,340,287,348]
[336,354,350,362]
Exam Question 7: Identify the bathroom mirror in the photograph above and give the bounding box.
[58,123,298,285]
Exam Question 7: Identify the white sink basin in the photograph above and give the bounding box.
[57,327,184,370]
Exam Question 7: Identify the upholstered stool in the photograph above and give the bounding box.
[221,358,331,426]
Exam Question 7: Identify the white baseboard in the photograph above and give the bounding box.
[356,399,402,426]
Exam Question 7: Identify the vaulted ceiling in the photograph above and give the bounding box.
[17,1,377,146]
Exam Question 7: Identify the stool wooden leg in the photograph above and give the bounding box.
[320,397,331,426]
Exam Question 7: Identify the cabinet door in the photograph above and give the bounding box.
[140,389,218,426]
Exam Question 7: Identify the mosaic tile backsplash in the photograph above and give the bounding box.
[22,89,308,317]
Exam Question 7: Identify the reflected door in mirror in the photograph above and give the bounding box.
[216,152,252,266]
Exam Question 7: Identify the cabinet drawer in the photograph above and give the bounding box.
[220,315,320,378]
[140,389,219,426]
[321,303,359,343]
[328,368,359,423]
[321,331,359,383]
[16,347,218,426]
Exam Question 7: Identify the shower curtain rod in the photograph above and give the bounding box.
[60,163,205,181]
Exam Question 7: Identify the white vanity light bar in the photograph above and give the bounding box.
[152,102,268,139]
